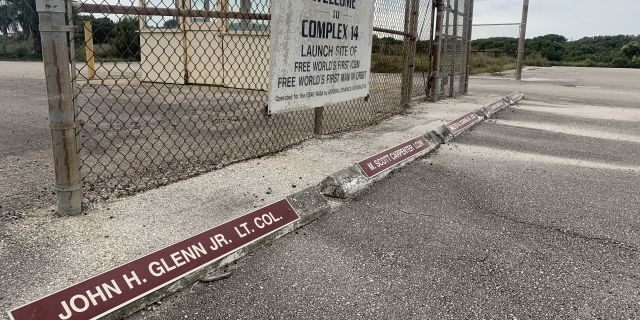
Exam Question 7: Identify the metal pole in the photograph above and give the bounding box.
[180,0,190,83]
[449,0,458,98]
[515,0,529,80]
[83,21,95,80]
[400,0,420,109]
[429,0,444,101]
[37,0,83,215]
[463,0,474,94]
[441,0,450,97]
[313,107,324,135]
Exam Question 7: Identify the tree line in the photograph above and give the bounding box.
[0,0,140,60]
[72,15,140,60]
[471,34,640,68]
[2,4,639,70]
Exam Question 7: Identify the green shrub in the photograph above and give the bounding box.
[583,58,596,67]
[469,52,516,74]
[525,53,550,67]
[0,37,39,60]
[93,43,114,59]
[611,57,629,68]
[109,17,140,60]
[371,55,403,73]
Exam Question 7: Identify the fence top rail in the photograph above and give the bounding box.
[472,23,521,26]
[74,2,411,37]
[75,3,272,20]
[373,27,413,38]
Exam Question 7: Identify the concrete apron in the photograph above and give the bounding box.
[6,92,524,320]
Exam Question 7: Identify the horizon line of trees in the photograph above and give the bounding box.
[2,4,639,69]
[471,34,640,68]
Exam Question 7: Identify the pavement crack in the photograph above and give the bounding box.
[199,271,231,283]
[486,211,639,253]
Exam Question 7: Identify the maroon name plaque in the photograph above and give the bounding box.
[9,200,299,320]
[484,99,508,115]
[445,112,481,136]
[358,136,430,177]
[508,91,524,103]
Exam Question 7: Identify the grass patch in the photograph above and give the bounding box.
[469,52,516,75]
[371,54,430,73]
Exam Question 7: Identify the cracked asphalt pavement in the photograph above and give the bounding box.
[131,68,640,319]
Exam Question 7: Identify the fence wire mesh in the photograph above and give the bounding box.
[66,0,469,202]
[411,0,434,98]
[469,23,521,75]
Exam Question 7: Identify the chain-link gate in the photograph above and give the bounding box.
[469,23,521,76]
[428,0,471,100]
[36,0,471,214]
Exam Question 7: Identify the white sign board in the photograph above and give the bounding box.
[268,0,376,114]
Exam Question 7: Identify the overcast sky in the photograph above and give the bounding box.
[473,0,640,40]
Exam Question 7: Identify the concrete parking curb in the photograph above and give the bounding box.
[111,92,523,319]
[102,187,331,320]
[322,92,523,199]
[432,110,484,143]
[320,133,441,199]
[6,92,523,320]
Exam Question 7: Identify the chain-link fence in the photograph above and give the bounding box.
[469,23,521,75]
[428,0,471,100]
[37,0,471,213]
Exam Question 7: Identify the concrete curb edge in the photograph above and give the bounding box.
[105,187,331,320]
[321,92,523,199]
[319,132,440,199]
[59,92,525,320]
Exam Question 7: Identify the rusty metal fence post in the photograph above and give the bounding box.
[429,0,444,101]
[515,0,529,80]
[313,107,325,135]
[37,0,83,215]
[463,0,474,93]
[448,0,458,97]
[400,0,419,108]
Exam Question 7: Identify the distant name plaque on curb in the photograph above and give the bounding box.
[485,99,508,115]
[445,112,482,136]
[9,200,299,320]
[268,0,375,114]
[508,91,524,103]
[358,136,430,177]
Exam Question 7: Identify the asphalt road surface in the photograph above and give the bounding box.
[131,68,640,319]
[0,62,55,220]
